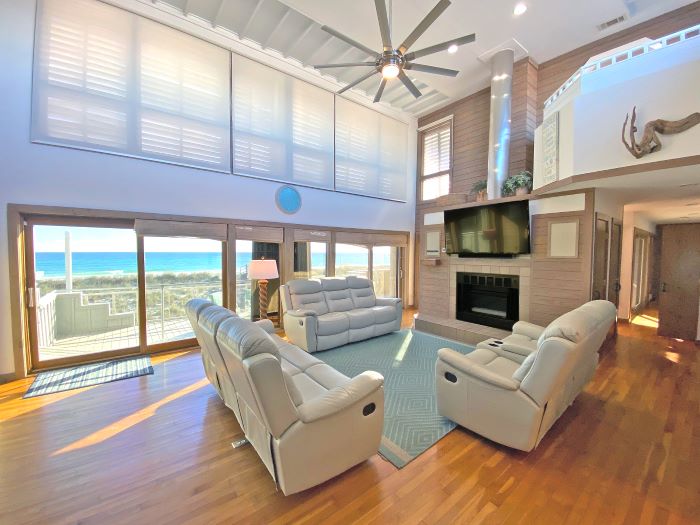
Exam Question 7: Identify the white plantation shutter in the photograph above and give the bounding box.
[32,0,231,171]
[420,121,451,200]
[335,98,408,201]
[422,124,450,176]
[232,55,334,189]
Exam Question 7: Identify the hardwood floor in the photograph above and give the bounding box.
[1,309,698,524]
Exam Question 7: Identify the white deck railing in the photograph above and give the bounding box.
[544,24,700,109]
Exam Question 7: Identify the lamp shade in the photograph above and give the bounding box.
[248,259,279,280]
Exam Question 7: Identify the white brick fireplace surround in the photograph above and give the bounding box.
[415,255,532,346]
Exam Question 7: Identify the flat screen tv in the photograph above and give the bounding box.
[444,200,530,257]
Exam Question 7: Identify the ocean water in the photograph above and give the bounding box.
[35,251,383,278]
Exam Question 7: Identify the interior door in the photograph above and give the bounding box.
[608,221,622,306]
[658,224,700,341]
[592,215,610,301]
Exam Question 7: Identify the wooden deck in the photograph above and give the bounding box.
[0,309,698,524]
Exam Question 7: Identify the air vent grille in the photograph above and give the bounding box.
[597,15,627,31]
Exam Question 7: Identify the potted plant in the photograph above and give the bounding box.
[502,170,533,197]
[471,180,488,202]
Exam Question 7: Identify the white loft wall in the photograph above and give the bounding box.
[0,0,418,376]
[534,34,700,188]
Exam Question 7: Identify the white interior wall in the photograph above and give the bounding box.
[618,209,656,320]
[0,0,418,376]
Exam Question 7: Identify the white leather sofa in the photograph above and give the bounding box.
[186,299,385,495]
[280,276,402,352]
[435,300,617,452]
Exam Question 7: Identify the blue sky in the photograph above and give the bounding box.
[33,227,357,253]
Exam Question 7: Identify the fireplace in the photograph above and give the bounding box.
[456,272,519,330]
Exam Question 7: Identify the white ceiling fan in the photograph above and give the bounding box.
[313,0,476,102]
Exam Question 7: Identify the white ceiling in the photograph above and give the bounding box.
[558,165,700,224]
[148,0,696,116]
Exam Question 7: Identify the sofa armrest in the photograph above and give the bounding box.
[437,348,519,390]
[253,319,275,334]
[285,308,318,318]
[375,297,402,307]
[511,321,545,340]
[297,371,384,423]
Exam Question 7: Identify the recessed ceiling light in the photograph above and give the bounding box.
[448,44,459,54]
[513,2,527,16]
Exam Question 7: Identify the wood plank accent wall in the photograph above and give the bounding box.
[529,193,595,326]
[536,2,700,124]
[510,58,539,176]
[413,4,699,326]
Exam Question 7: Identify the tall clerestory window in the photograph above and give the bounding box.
[419,120,452,201]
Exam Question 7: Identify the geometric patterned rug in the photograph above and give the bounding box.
[315,329,474,468]
[24,356,153,398]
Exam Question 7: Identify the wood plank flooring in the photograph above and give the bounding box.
[0,310,698,524]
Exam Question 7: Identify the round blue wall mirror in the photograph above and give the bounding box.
[275,185,302,214]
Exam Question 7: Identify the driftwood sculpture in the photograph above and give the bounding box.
[622,106,700,159]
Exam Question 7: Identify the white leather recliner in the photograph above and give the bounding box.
[436,300,617,452]
[280,276,402,352]
[186,299,385,495]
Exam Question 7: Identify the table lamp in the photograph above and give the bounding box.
[248,259,279,319]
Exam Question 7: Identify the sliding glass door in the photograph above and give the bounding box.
[335,243,369,278]
[144,236,224,349]
[24,217,226,369]
[294,241,327,279]
[372,246,399,298]
[25,219,141,367]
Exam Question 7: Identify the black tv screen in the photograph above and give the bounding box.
[444,200,530,257]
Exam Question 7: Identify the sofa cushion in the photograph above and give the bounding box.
[349,286,376,309]
[283,370,304,406]
[291,373,328,403]
[346,308,375,329]
[501,333,537,356]
[305,363,348,390]
[486,356,520,378]
[538,300,616,346]
[276,338,321,371]
[317,312,350,336]
[216,316,280,360]
[323,289,354,312]
[370,305,397,324]
[287,279,329,316]
[319,277,349,291]
[512,351,537,383]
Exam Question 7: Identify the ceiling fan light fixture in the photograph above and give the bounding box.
[382,63,400,79]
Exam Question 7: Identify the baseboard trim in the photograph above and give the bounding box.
[0,372,17,384]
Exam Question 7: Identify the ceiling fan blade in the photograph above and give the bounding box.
[398,71,422,98]
[398,0,451,53]
[405,63,459,77]
[314,62,376,69]
[404,33,475,61]
[337,69,379,94]
[374,0,393,51]
[321,25,377,57]
[373,78,387,103]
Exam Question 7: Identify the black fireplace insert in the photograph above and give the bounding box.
[456,272,519,330]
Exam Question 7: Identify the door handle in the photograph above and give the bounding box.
[27,287,36,308]
[661,282,667,293]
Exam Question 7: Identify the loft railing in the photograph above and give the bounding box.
[544,24,700,109]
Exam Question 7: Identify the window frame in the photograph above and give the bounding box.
[418,117,453,202]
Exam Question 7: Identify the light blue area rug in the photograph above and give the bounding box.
[24,356,153,398]
[315,329,473,468]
